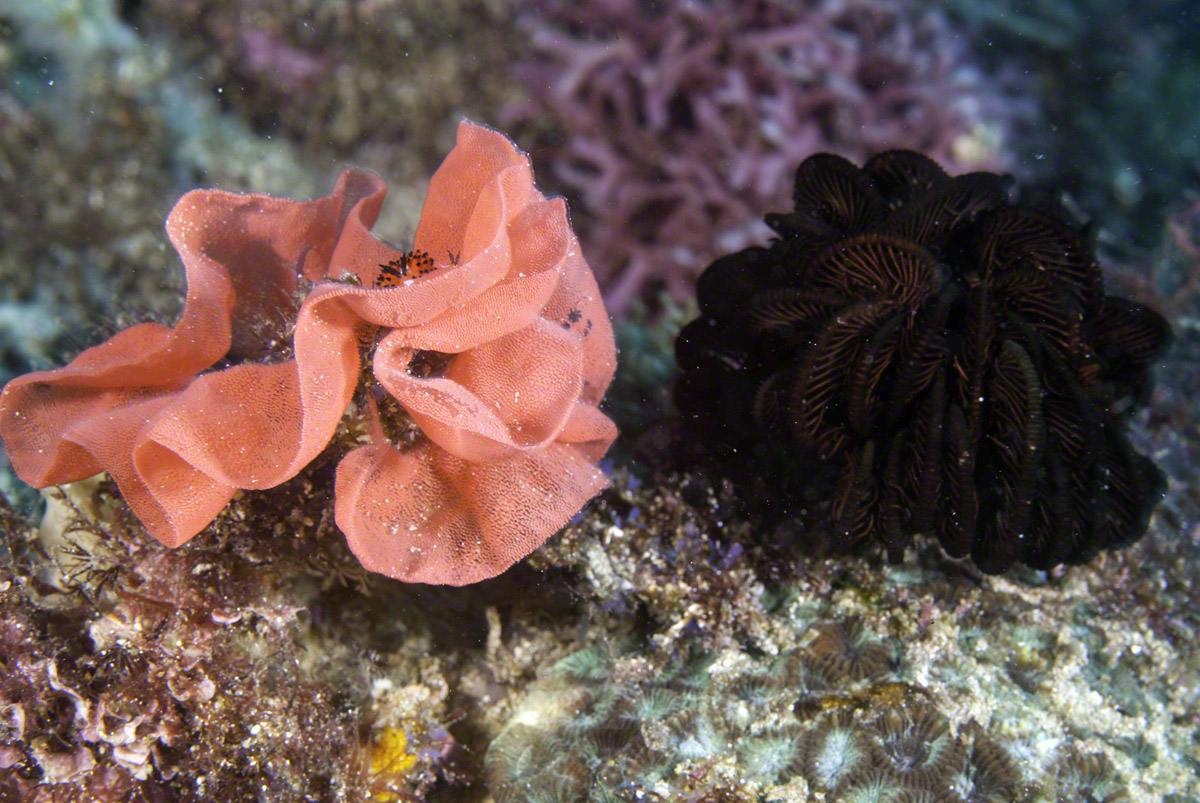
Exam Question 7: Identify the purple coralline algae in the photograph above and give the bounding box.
[506,0,1029,312]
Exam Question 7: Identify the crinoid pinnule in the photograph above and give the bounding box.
[676,149,1171,574]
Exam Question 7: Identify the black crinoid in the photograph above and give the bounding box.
[675,151,1172,574]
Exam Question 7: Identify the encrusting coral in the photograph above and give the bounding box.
[675,149,1171,574]
[0,121,617,585]
[482,633,1049,802]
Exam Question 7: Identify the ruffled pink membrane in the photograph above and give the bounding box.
[0,121,617,585]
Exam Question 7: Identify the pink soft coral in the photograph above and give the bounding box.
[0,121,617,585]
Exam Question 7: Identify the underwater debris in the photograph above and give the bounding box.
[0,121,617,585]
[676,149,1171,574]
